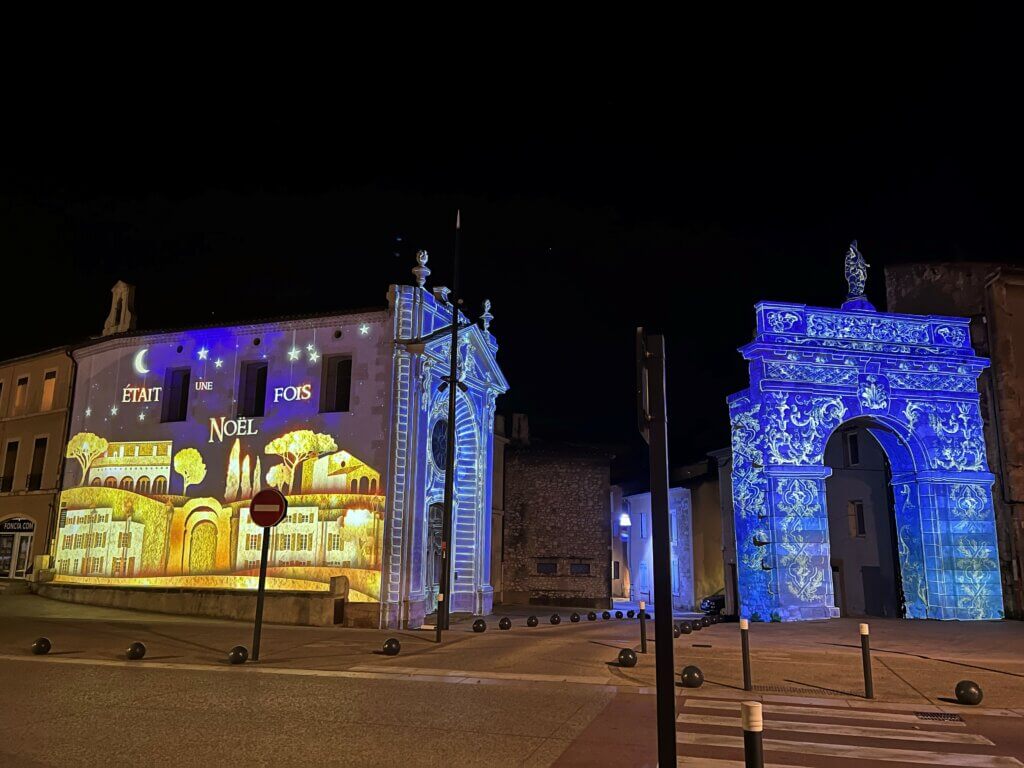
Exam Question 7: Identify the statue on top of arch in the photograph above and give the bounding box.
[843,240,875,311]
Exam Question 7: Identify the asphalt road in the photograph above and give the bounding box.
[3,595,1024,766]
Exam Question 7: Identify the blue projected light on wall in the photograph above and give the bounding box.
[728,243,1004,622]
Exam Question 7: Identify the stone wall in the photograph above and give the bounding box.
[886,262,1024,619]
[502,443,612,608]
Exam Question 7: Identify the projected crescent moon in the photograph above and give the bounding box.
[133,348,150,375]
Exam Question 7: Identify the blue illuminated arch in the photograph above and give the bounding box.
[729,301,1004,621]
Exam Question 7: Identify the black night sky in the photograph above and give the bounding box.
[3,17,1023,473]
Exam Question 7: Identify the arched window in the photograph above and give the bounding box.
[104,477,117,488]
[120,477,133,491]
[369,478,377,494]
[359,476,369,494]
[153,476,167,494]
[136,476,150,495]
[91,477,102,487]
[350,478,357,493]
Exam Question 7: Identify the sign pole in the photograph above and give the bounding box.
[248,488,287,663]
[251,530,271,662]
[637,329,677,768]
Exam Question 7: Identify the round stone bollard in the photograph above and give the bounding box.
[691,620,702,631]
[643,612,652,620]
[527,616,539,627]
[615,610,624,619]
[550,613,562,625]
[570,612,581,623]
[125,641,146,661]
[618,648,638,668]
[31,637,52,655]
[499,617,512,631]
[473,619,487,633]
[382,638,401,656]
[679,622,693,635]
[955,680,983,706]
[680,665,705,688]
[602,611,611,620]
[700,616,711,628]
[626,610,635,618]
[587,611,597,621]
[228,645,249,665]
[673,625,680,639]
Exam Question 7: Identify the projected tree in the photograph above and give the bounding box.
[66,432,108,485]
[173,448,207,495]
[264,430,338,493]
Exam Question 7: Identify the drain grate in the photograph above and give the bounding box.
[752,684,845,697]
[915,712,964,722]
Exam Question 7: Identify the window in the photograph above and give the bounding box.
[118,532,133,548]
[536,561,557,575]
[570,562,591,576]
[238,362,268,417]
[152,476,167,494]
[2,441,18,492]
[27,437,47,490]
[162,368,191,422]
[669,510,678,543]
[13,376,28,414]
[671,554,680,595]
[104,477,117,488]
[41,371,57,411]
[613,560,620,580]
[136,477,150,495]
[278,533,292,551]
[640,512,647,539]
[848,500,867,538]
[246,533,262,550]
[845,432,861,467]
[120,477,133,491]
[321,355,352,413]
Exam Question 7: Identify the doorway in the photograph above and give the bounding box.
[425,503,443,613]
[0,518,35,579]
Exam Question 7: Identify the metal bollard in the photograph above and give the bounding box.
[860,623,874,699]
[740,618,752,691]
[639,600,648,654]
[741,702,764,768]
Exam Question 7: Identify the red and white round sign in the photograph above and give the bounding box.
[250,488,288,528]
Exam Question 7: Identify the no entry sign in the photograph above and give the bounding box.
[250,488,288,527]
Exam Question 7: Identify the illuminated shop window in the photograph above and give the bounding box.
[238,361,268,418]
[41,371,57,411]
[321,356,353,413]
[162,368,191,422]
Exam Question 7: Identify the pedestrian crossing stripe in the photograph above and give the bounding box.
[677,733,1024,767]
[678,712,993,744]
[684,698,968,725]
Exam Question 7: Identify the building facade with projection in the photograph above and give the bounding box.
[51,261,508,628]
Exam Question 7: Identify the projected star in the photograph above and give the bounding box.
[306,344,315,352]
[110,405,118,416]
[288,347,301,361]
[85,407,92,417]
[138,412,146,421]
[214,358,224,368]
[308,350,320,363]
[359,323,370,335]
[197,347,209,360]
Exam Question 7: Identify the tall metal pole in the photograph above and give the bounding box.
[645,333,677,767]
[251,529,271,661]
[438,210,461,635]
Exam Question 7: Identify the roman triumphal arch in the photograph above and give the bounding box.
[729,247,1003,621]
